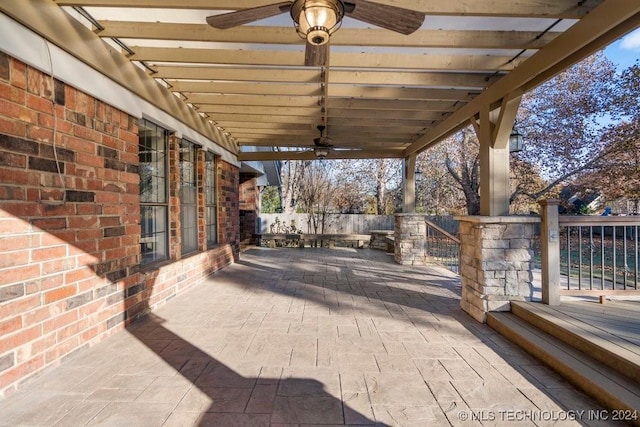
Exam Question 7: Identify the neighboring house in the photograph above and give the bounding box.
[559,185,603,214]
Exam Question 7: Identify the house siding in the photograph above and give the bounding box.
[0,52,240,396]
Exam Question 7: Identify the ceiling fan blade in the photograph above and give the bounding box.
[304,42,329,67]
[206,2,291,29]
[344,0,424,35]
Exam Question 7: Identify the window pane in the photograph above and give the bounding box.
[206,206,217,246]
[139,119,169,265]
[180,140,198,255]
[141,205,167,264]
[139,120,167,204]
[205,152,217,247]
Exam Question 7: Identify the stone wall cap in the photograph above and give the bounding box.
[455,215,540,224]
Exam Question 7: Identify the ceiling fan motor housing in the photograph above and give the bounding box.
[291,0,345,45]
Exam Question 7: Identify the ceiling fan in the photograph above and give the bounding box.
[309,125,362,158]
[206,0,425,66]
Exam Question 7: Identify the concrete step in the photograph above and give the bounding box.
[487,311,640,424]
[511,301,640,384]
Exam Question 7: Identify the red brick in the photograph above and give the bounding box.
[22,303,62,326]
[32,245,67,262]
[0,354,45,390]
[64,267,95,284]
[10,61,26,90]
[67,216,98,229]
[73,125,101,143]
[42,310,78,334]
[16,333,56,363]
[43,285,76,304]
[37,274,64,292]
[75,152,102,168]
[0,264,40,287]
[0,325,41,355]
[41,258,74,276]
[0,235,35,251]
[0,250,29,269]
[0,116,27,138]
[26,93,54,114]
[45,336,79,364]
[63,135,96,154]
[0,81,25,104]
[0,316,22,336]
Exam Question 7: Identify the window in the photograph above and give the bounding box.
[205,151,218,247]
[180,140,198,255]
[139,119,169,265]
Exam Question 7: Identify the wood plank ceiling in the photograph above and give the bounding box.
[51,0,617,160]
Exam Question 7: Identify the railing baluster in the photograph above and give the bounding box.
[589,226,594,290]
[566,226,572,290]
[424,220,460,274]
[578,226,583,290]
[612,226,617,290]
[601,225,605,290]
[633,225,640,289]
[623,226,628,290]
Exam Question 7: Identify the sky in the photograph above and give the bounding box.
[604,27,640,71]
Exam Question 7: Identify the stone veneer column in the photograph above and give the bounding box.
[394,214,427,265]
[457,216,540,322]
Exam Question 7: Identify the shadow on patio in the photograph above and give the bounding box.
[0,247,614,426]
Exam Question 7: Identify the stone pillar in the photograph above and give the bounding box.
[457,216,539,322]
[394,214,427,265]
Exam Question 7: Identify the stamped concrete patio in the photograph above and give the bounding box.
[0,247,619,426]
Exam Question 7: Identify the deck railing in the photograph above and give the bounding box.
[539,200,640,303]
[425,219,461,274]
[557,216,639,294]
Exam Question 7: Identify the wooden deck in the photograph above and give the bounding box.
[489,299,640,420]
[511,300,640,383]
[552,299,640,348]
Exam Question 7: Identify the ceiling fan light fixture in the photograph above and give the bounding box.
[291,0,345,45]
[314,146,330,159]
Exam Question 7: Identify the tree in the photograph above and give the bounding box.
[297,161,334,233]
[416,143,465,215]
[260,186,281,213]
[280,159,308,214]
[444,128,481,215]
[513,52,618,201]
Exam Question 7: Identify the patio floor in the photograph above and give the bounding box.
[0,247,620,426]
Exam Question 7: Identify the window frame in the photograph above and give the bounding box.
[138,119,169,266]
[179,139,199,256]
[205,151,218,248]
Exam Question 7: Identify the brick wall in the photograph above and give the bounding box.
[0,53,239,396]
[239,175,258,246]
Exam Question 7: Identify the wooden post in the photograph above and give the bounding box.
[403,155,416,213]
[539,199,561,306]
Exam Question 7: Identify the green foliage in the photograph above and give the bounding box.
[261,186,281,213]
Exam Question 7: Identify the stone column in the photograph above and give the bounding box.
[457,216,539,322]
[394,214,427,265]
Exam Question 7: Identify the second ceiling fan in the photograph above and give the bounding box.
[206,0,425,66]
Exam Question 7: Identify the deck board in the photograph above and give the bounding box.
[514,300,640,377]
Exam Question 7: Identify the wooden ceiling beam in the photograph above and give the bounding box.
[237,148,405,161]
[168,81,321,96]
[100,22,558,49]
[56,0,602,19]
[186,95,319,108]
[154,66,320,83]
[132,46,526,71]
